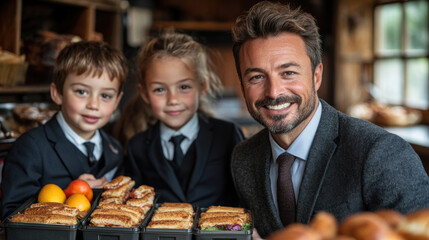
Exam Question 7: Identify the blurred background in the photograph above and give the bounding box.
[0,0,429,171]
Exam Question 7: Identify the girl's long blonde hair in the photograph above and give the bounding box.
[137,29,223,115]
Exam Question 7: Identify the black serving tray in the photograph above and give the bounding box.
[193,207,253,240]
[79,193,158,240]
[141,203,198,240]
[2,188,102,240]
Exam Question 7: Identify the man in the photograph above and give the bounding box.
[230,1,429,239]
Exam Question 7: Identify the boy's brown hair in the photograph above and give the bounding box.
[53,41,128,94]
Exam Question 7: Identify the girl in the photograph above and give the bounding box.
[125,30,244,207]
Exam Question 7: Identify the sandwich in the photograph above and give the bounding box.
[206,206,245,213]
[199,206,252,231]
[151,211,193,222]
[157,202,193,214]
[99,197,124,205]
[147,202,194,229]
[199,216,246,229]
[101,176,135,204]
[29,202,77,210]
[161,202,192,208]
[104,176,133,190]
[10,213,77,225]
[90,208,140,226]
[199,216,252,231]
[147,220,193,229]
[125,185,155,214]
[98,203,145,220]
[101,176,135,199]
[200,212,251,223]
[90,213,135,228]
[10,202,80,226]
[92,176,156,228]
[90,203,148,228]
[24,206,78,217]
[125,200,151,215]
[130,185,154,198]
[125,192,154,211]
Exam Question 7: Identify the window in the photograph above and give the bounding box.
[374,0,428,109]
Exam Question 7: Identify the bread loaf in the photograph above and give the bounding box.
[267,223,322,240]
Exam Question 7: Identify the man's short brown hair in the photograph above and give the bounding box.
[232,1,322,79]
[53,41,128,94]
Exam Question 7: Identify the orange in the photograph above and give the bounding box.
[38,184,66,203]
[65,193,91,211]
[64,179,93,202]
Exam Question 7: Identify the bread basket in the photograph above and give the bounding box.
[0,49,28,87]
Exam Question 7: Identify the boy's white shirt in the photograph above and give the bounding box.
[56,112,117,180]
[160,113,199,160]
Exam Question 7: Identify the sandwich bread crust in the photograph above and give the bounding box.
[147,220,193,229]
[206,206,245,213]
[151,211,193,222]
[90,214,134,228]
[10,213,77,225]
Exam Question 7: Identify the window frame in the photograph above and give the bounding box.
[373,0,429,123]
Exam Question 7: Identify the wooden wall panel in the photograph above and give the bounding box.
[335,0,374,112]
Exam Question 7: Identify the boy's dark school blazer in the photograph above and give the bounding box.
[125,113,245,208]
[1,114,123,219]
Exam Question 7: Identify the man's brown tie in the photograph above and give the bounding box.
[277,152,296,226]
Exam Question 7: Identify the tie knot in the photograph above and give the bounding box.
[169,134,186,146]
[83,141,95,153]
[277,152,295,169]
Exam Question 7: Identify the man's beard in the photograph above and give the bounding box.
[247,89,317,134]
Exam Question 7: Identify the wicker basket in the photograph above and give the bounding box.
[0,50,28,86]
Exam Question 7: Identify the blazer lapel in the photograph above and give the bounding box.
[187,114,213,195]
[259,130,284,229]
[99,130,121,176]
[296,100,338,224]
[44,115,86,180]
[146,124,186,201]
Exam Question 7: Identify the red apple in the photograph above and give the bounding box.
[64,179,93,202]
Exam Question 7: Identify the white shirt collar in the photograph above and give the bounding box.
[56,112,102,158]
[160,113,199,142]
[270,100,322,163]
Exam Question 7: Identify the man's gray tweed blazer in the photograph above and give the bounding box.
[231,99,429,238]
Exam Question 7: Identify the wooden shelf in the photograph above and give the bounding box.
[151,21,234,32]
[38,0,121,11]
[0,0,123,55]
[0,85,50,94]
[0,0,122,99]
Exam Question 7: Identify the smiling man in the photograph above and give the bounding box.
[230,1,429,239]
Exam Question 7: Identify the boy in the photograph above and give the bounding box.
[1,41,127,219]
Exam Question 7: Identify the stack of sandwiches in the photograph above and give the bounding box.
[89,203,144,228]
[126,184,155,215]
[198,206,252,231]
[10,202,79,225]
[89,176,155,228]
[147,202,194,229]
[100,176,135,204]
